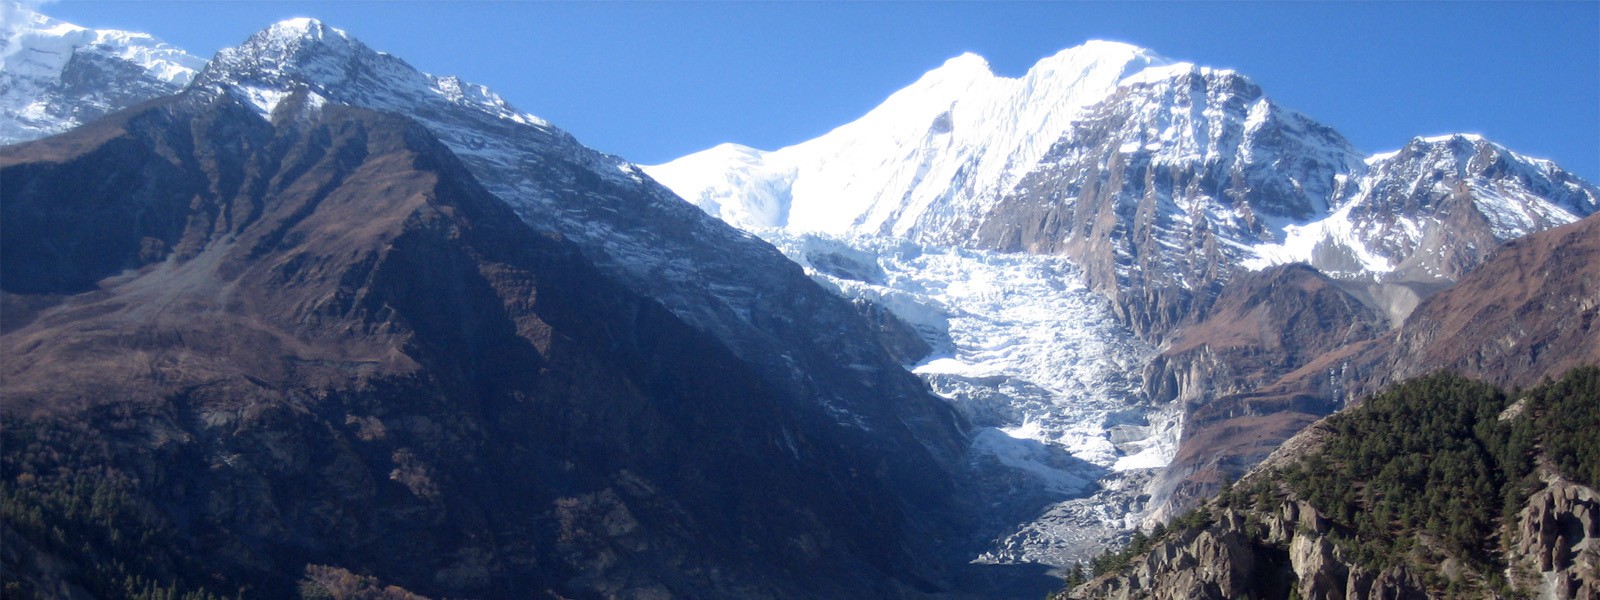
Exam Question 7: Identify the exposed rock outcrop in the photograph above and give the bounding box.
[1514,477,1600,599]
[1069,503,1433,600]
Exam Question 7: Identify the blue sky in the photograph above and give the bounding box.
[43,1,1600,182]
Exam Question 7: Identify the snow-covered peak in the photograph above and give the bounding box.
[268,17,336,39]
[1,2,205,143]
[1031,40,1170,83]
[645,40,1177,238]
[1247,131,1598,286]
[1417,132,1484,144]
[194,18,544,127]
[232,16,361,65]
[924,52,993,80]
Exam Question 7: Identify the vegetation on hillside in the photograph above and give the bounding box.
[1058,366,1600,598]
[0,419,239,600]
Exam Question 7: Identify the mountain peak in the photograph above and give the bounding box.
[1028,40,1169,81]
[1056,39,1164,65]
[1418,132,1485,144]
[0,3,202,85]
[252,17,347,47]
[193,15,551,129]
[268,16,335,37]
[904,51,995,93]
[937,51,994,75]
[230,16,365,66]
[197,18,426,119]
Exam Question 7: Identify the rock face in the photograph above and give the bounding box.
[1148,212,1600,521]
[1073,464,1597,600]
[1515,478,1600,600]
[1136,265,1385,523]
[1145,264,1385,407]
[0,89,969,597]
[974,68,1364,339]
[1067,504,1433,600]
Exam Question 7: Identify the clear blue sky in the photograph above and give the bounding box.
[42,1,1600,182]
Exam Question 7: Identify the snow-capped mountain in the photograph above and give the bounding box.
[1249,133,1598,283]
[652,44,1598,308]
[3,14,998,592]
[647,41,1171,240]
[0,2,203,143]
[186,19,974,461]
[648,40,1599,566]
[10,7,1598,577]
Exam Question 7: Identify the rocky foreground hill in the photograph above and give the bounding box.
[1064,367,1599,600]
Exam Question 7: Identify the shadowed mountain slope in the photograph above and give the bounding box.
[0,91,973,599]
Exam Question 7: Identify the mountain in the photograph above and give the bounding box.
[971,65,1367,337]
[1150,210,1600,519]
[647,40,1599,564]
[1248,133,1598,323]
[0,79,962,598]
[0,15,1023,599]
[0,2,203,143]
[183,20,971,470]
[647,42,1170,239]
[1380,201,1600,388]
[652,47,1598,311]
[6,8,1597,588]
[1100,207,1600,595]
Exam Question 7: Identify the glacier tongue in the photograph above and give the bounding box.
[763,230,1174,564]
